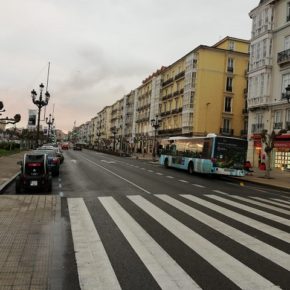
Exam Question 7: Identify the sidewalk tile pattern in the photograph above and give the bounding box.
[0,195,59,290]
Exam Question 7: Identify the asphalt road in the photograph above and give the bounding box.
[2,149,290,289]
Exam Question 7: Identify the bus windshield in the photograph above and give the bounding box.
[214,137,247,169]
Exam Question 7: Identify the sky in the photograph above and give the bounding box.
[0,0,258,133]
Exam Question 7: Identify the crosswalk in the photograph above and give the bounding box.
[68,193,290,290]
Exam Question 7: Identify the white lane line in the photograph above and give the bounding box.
[68,198,121,290]
[192,184,205,188]
[81,156,152,195]
[58,178,62,182]
[166,176,174,179]
[208,195,290,226]
[182,195,290,242]
[148,170,154,173]
[271,198,290,205]
[249,196,290,211]
[213,190,228,195]
[59,184,62,189]
[141,168,146,170]
[128,195,278,290]
[156,172,163,176]
[157,195,290,271]
[99,197,200,290]
[179,180,189,183]
[59,192,64,197]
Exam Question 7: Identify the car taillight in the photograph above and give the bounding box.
[52,158,59,164]
[27,162,42,167]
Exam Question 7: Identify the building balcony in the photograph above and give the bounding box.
[162,78,174,87]
[227,67,234,73]
[251,123,264,133]
[159,128,182,135]
[174,71,185,80]
[226,86,232,92]
[248,96,270,109]
[273,122,283,129]
[220,128,234,136]
[277,48,290,66]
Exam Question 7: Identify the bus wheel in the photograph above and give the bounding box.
[188,162,194,174]
[164,158,169,168]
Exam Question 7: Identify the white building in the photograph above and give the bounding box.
[248,0,290,168]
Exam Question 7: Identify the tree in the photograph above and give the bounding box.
[260,129,287,178]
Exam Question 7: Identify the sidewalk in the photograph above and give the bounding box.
[0,151,27,192]
[132,153,290,192]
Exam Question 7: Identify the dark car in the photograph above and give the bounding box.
[73,144,82,151]
[15,153,52,193]
[35,149,61,176]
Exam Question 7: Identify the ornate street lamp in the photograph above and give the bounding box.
[0,101,21,125]
[283,84,290,103]
[31,83,50,146]
[45,113,54,142]
[151,115,162,160]
[111,126,117,152]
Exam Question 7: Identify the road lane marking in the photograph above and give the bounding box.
[192,184,205,188]
[207,195,290,226]
[101,160,116,164]
[99,196,200,290]
[157,195,290,271]
[148,170,154,173]
[59,184,62,189]
[179,180,189,183]
[128,195,278,290]
[156,172,163,176]
[166,176,174,179]
[213,190,228,195]
[59,192,64,197]
[271,198,290,205]
[68,198,121,290]
[182,195,290,242]
[81,157,152,195]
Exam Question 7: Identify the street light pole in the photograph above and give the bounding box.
[45,113,54,142]
[31,83,50,147]
[151,115,161,160]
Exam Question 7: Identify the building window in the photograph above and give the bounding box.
[227,58,234,72]
[273,111,282,129]
[285,35,290,50]
[287,2,290,21]
[228,41,235,51]
[263,39,267,58]
[224,97,232,112]
[286,110,290,129]
[282,73,290,97]
[226,77,233,92]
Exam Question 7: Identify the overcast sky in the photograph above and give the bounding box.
[0,0,257,133]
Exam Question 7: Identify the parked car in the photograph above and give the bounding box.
[35,149,60,176]
[15,153,52,193]
[36,146,64,164]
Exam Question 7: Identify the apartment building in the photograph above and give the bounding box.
[160,37,249,139]
[248,0,290,168]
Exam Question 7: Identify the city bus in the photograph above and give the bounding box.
[159,134,247,176]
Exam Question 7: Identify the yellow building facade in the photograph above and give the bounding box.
[159,37,249,138]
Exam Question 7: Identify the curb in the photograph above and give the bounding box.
[224,176,290,193]
[0,172,19,194]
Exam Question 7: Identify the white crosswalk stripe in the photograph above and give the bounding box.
[207,194,290,226]
[99,196,200,290]
[182,194,290,242]
[68,194,290,290]
[128,195,280,290]
[250,196,290,210]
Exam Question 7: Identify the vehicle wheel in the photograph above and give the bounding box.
[188,162,194,175]
[15,176,22,194]
[164,158,169,168]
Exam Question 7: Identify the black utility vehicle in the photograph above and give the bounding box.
[15,153,52,193]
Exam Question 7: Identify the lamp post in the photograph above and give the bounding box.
[31,83,50,146]
[111,126,117,152]
[151,115,162,160]
[283,84,290,103]
[0,101,21,125]
[45,114,54,142]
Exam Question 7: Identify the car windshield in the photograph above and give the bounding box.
[35,150,56,157]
